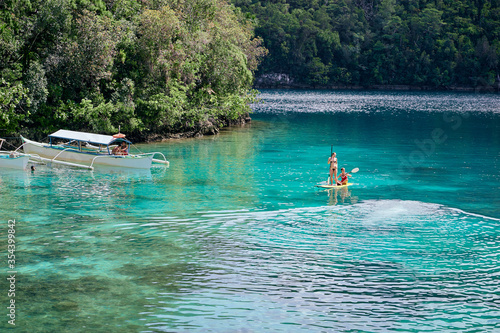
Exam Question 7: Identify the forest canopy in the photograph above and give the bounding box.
[233,0,500,89]
[0,0,266,139]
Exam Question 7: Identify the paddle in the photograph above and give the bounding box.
[346,168,359,180]
[327,145,333,184]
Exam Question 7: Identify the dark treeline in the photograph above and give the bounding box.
[233,0,500,89]
[0,0,266,139]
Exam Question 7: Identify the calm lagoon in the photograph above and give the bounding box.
[1,90,499,332]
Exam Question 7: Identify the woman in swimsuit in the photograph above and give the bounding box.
[328,152,340,185]
[339,167,350,185]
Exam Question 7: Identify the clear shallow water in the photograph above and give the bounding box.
[1,90,499,332]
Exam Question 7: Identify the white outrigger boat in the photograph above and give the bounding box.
[0,139,30,170]
[20,130,169,170]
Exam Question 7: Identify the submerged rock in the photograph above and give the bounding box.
[53,300,79,311]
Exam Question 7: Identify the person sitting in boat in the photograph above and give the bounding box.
[112,141,128,155]
[117,141,128,155]
[338,167,351,185]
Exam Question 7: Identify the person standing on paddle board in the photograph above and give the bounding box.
[328,152,340,185]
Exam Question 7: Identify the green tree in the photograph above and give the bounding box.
[0,79,30,133]
[45,10,124,99]
[232,0,500,89]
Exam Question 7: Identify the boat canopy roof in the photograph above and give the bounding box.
[49,130,131,146]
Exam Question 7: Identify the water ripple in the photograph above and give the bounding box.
[253,90,500,115]
[110,200,500,332]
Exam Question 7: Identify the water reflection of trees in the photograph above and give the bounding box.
[138,125,259,213]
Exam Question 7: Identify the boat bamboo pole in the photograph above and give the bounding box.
[32,155,94,170]
[152,158,169,166]
[149,152,169,167]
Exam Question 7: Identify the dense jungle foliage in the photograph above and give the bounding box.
[233,0,500,88]
[0,0,266,138]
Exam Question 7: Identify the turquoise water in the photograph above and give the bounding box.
[1,90,499,332]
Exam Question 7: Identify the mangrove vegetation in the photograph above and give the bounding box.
[234,0,500,89]
[0,0,266,139]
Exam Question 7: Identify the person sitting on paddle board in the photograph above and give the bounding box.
[338,167,351,185]
[328,152,340,185]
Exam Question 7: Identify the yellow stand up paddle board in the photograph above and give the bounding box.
[316,168,359,189]
[315,183,352,189]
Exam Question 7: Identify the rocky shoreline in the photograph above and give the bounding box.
[142,112,252,142]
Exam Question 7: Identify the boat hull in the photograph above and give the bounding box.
[0,154,30,170]
[22,137,153,169]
